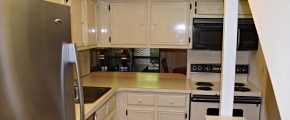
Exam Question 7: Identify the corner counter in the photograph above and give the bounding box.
[75,72,191,120]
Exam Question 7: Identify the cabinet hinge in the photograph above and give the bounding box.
[126,110,128,116]
[185,113,188,119]
[189,37,191,43]
[109,37,111,42]
[190,4,192,10]
[195,9,197,14]
[195,1,197,7]
[108,5,110,11]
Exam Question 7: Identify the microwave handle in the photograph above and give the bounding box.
[237,29,241,49]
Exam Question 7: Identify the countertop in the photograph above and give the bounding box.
[75,72,191,120]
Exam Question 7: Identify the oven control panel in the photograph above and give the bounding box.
[190,64,248,74]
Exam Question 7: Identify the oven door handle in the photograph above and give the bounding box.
[191,98,261,104]
[191,98,220,103]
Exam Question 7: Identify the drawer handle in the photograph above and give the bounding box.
[138,99,143,104]
[169,100,174,105]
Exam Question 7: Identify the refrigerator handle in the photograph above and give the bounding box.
[64,43,85,120]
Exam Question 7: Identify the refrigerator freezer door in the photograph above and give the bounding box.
[0,1,74,120]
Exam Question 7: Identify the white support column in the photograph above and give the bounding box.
[219,0,239,116]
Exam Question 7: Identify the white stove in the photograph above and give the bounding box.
[189,64,262,120]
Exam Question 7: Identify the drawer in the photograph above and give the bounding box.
[157,95,186,107]
[127,94,155,106]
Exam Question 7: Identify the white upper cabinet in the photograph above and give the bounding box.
[71,0,97,51]
[96,0,192,49]
[150,2,190,47]
[97,1,111,47]
[86,0,97,46]
[110,2,148,45]
[193,0,252,18]
[71,0,86,47]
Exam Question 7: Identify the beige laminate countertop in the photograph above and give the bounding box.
[75,72,191,120]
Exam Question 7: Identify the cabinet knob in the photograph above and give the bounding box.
[169,100,174,105]
[138,99,143,103]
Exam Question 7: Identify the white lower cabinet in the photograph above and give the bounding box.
[119,92,190,120]
[158,111,186,120]
[105,110,116,120]
[127,109,155,120]
[88,95,116,120]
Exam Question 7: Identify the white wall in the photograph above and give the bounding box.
[248,0,290,119]
[248,44,281,120]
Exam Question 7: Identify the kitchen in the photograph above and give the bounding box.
[0,0,288,120]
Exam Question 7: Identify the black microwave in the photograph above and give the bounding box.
[192,18,259,50]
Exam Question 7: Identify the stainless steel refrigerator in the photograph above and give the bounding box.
[0,0,84,120]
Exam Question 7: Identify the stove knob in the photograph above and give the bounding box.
[197,66,202,71]
[237,67,242,72]
[242,67,248,72]
[205,66,211,71]
[192,66,197,71]
[212,67,218,71]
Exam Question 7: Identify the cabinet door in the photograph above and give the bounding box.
[150,2,189,45]
[158,111,186,120]
[78,50,90,77]
[194,0,251,16]
[71,0,86,47]
[105,110,116,120]
[127,109,155,120]
[110,2,147,45]
[97,1,110,46]
[96,104,108,120]
[86,0,97,46]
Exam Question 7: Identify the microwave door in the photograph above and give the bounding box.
[193,27,223,50]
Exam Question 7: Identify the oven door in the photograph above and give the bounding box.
[190,98,261,120]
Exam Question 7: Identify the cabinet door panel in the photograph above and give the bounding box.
[195,0,251,15]
[158,111,185,120]
[71,0,86,46]
[150,2,189,45]
[97,1,110,46]
[96,104,107,120]
[127,109,155,120]
[105,110,116,120]
[86,0,97,45]
[111,2,147,45]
